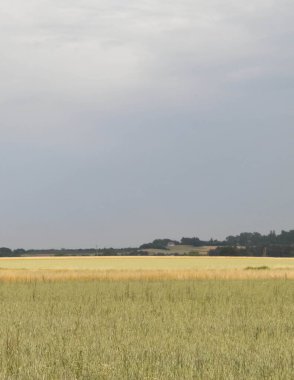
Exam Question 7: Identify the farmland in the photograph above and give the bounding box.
[0,257,293,379]
[0,256,294,281]
[143,245,216,255]
[0,279,293,379]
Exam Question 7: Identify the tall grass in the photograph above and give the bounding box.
[0,279,293,379]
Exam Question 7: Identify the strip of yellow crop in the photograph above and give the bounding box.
[0,268,293,282]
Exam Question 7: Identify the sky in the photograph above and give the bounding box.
[1,0,294,249]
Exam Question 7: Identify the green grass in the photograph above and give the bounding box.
[0,280,293,379]
[1,256,294,271]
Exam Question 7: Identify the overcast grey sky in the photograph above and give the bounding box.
[1,0,293,248]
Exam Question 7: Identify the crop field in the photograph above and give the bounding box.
[0,257,293,379]
[143,245,217,255]
[0,256,294,281]
[0,279,293,379]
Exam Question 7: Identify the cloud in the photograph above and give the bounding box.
[1,0,293,108]
[0,0,293,247]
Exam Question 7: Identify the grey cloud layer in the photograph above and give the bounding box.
[0,0,293,247]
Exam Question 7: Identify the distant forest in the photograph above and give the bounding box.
[1,229,294,257]
[140,230,294,249]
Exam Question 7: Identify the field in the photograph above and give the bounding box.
[143,245,216,255]
[0,256,294,281]
[0,279,294,379]
[0,257,293,379]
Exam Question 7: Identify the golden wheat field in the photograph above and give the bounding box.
[0,256,294,282]
[1,256,294,379]
[1,279,294,379]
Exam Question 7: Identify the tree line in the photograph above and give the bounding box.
[1,229,294,257]
[139,230,294,249]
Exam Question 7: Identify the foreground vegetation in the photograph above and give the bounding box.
[0,279,293,379]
